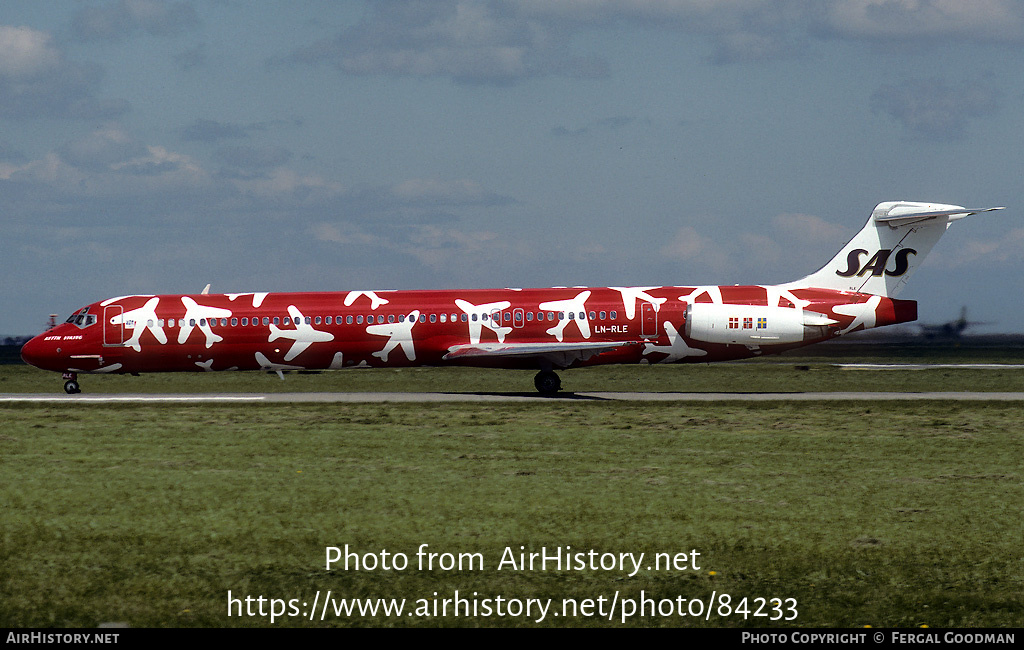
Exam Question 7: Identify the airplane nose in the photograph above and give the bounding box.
[20,336,46,369]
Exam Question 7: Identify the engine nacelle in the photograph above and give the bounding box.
[684,303,837,346]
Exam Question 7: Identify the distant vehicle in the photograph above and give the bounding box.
[918,307,990,340]
[20,201,1003,395]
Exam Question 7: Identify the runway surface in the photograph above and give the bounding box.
[4,391,1024,402]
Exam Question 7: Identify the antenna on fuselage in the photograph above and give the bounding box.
[201,284,211,295]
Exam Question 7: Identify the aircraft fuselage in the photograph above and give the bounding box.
[21,285,916,380]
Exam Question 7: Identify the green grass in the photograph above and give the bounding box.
[1,401,1021,627]
[6,358,1024,395]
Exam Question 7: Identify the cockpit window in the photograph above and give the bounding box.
[65,310,97,329]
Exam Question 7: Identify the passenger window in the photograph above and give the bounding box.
[231,318,237,326]
[316,316,322,325]
[419,314,426,323]
[599,311,606,320]
[461,314,468,322]
[548,312,555,321]
[440,314,447,323]
[357,315,363,324]
[611,311,617,320]
[191,319,197,326]
[472,314,478,322]
[389,315,395,324]
[262,317,269,326]
[430,314,437,323]
[305,317,311,325]
[242,318,248,326]
[273,317,280,325]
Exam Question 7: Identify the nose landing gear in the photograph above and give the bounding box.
[62,372,81,394]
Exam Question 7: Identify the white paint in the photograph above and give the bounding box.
[268,305,335,361]
[833,295,882,334]
[367,310,419,362]
[226,292,269,308]
[611,287,666,320]
[643,321,708,362]
[109,297,166,352]
[344,291,390,310]
[178,297,233,348]
[539,291,592,342]
[100,294,155,307]
[254,351,304,372]
[455,299,512,344]
[679,286,723,305]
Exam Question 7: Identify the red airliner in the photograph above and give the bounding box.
[20,201,1002,395]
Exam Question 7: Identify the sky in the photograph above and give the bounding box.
[2,0,1023,336]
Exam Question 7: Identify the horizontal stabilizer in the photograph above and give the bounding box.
[873,204,1004,227]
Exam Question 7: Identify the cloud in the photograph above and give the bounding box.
[280,0,607,84]
[71,0,200,42]
[175,43,206,71]
[214,145,293,172]
[551,115,636,138]
[818,0,1024,43]
[311,219,514,276]
[275,1,1024,83]
[870,77,1002,141]
[58,124,148,171]
[656,211,855,282]
[0,24,129,119]
[946,228,1024,267]
[180,119,252,143]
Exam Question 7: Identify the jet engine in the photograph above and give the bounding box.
[684,303,837,345]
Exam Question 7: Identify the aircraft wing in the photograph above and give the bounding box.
[443,340,639,368]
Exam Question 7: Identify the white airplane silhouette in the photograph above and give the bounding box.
[178,297,233,349]
[539,291,592,342]
[367,310,420,362]
[268,305,335,361]
[227,292,269,308]
[611,287,667,320]
[643,321,708,362]
[833,295,883,334]
[110,297,167,352]
[345,291,390,310]
[455,299,513,344]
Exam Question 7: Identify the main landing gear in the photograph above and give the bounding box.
[62,372,81,394]
[533,370,561,395]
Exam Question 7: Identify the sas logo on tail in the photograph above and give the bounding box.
[836,248,917,278]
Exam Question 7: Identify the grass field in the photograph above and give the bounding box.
[6,352,1024,395]
[1,395,1021,627]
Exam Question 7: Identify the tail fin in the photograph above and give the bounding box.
[784,201,1003,297]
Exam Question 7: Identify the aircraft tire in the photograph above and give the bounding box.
[64,380,81,394]
[534,370,561,395]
